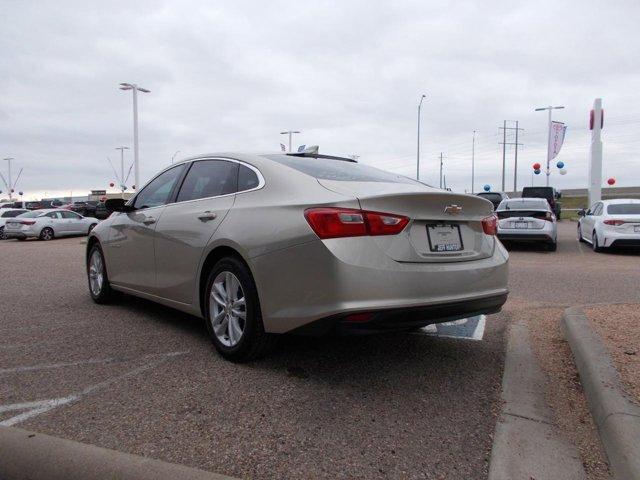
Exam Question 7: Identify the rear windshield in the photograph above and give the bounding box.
[265,155,419,184]
[1,210,27,218]
[607,204,640,215]
[498,200,548,211]
[522,187,554,200]
[17,210,45,218]
[477,193,502,203]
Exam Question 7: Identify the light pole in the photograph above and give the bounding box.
[115,146,129,197]
[280,131,300,152]
[535,105,564,186]
[171,150,180,164]
[471,130,476,194]
[416,94,426,180]
[2,157,13,200]
[120,83,150,190]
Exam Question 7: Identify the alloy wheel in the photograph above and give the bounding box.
[88,249,104,296]
[210,271,247,347]
[40,228,53,241]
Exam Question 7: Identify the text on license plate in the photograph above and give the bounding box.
[426,224,463,252]
[635,225,640,233]
[514,221,528,229]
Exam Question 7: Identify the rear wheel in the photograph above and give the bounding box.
[0,226,5,240]
[87,244,115,303]
[205,256,277,362]
[592,231,604,253]
[39,227,54,241]
[547,241,557,252]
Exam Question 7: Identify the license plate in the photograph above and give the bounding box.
[514,221,528,229]
[635,225,640,233]
[426,224,463,252]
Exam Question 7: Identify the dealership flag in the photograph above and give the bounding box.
[280,143,286,152]
[548,121,567,160]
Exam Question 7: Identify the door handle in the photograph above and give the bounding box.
[142,217,157,225]
[197,211,217,222]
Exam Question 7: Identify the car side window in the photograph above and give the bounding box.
[593,203,603,216]
[238,164,260,192]
[45,212,61,219]
[176,160,238,202]
[133,164,186,210]
[60,211,81,219]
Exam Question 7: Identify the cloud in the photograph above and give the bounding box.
[1,0,639,199]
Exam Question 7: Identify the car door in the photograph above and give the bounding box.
[153,159,242,304]
[581,202,599,238]
[60,210,85,233]
[42,211,64,234]
[104,164,187,294]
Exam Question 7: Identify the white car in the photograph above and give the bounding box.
[0,208,29,239]
[496,197,557,251]
[578,199,640,252]
[4,208,98,241]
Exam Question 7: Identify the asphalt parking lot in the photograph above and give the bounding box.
[1,221,639,480]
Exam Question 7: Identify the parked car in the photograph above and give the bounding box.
[521,186,562,219]
[0,208,29,239]
[496,197,557,251]
[94,202,111,220]
[476,191,509,211]
[86,152,509,362]
[578,199,640,252]
[4,209,98,241]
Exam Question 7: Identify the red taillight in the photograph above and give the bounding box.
[304,208,409,239]
[604,219,625,226]
[19,220,36,225]
[481,215,498,235]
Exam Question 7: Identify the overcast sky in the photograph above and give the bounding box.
[1,0,639,200]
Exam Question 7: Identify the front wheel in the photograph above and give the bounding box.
[88,223,97,234]
[577,224,584,243]
[39,227,54,241]
[87,244,115,303]
[205,256,277,362]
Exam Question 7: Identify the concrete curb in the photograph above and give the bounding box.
[488,315,587,480]
[562,306,640,480]
[0,426,238,480]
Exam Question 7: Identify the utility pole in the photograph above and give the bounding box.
[471,130,476,193]
[535,105,565,186]
[416,94,426,180]
[2,158,13,200]
[115,146,129,198]
[499,121,524,193]
[439,153,444,189]
[280,130,300,152]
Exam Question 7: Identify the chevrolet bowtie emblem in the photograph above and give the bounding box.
[444,204,463,215]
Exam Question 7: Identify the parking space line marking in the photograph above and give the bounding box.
[0,352,186,375]
[471,316,486,340]
[0,350,188,427]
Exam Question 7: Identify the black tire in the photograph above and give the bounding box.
[204,256,277,362]
[592,231,604,253]
[87,244,115,303]
[577,224,584,243]
[39,227,54,241]
[88,223,97,234]
[547,241,557,252]
[0,226,5,240]
[17,237,26,241]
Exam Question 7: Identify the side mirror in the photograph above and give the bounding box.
[105,198,135,213]
[577,209,585,217]
[556,191,562,199]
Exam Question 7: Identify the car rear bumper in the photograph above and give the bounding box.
[601,231,640,248]
[250,236,509,334]
[4,229,37,239]
[498,232,555,243]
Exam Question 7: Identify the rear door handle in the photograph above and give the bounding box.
[142,217,157,225]
[197,211,217,222]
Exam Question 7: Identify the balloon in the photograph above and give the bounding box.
[556,161,565,169]
[483,184,491,192]
[109,182,115,187]
[559,168,567,175]
[132,185,136,190]
[534,169,541,175]
[18,191,23,195]
[607,178,616,186]
[533,163,541,170]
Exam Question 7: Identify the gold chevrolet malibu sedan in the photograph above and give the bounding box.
[86,151,509,362]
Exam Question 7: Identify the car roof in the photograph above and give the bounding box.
[600,198,640,205]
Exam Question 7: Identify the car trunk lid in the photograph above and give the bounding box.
[317,179,495,263]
